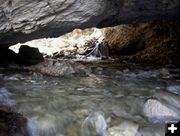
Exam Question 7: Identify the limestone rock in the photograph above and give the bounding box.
[0,0,180,45]
[27,59,90,77]
[143,99,180,122]
[103,24,145,55]
[103,21,180,65]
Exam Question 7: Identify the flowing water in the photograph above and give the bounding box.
[0,62,180,136]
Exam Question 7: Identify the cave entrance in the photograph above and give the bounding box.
[8,20,180,67]
[9,28,109,65]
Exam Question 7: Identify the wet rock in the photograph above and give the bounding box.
[111,99,147,124]
[3,76,19,81]
[159,68,170,77]
[26,59,91,77]
[136,125,165,136]
[167,85,180,95]
[81,111,107,136]
[18,45,44,66]
[108,121,139,136]
[82,39,109,59]
[0,88,16,106]
[143,99,179,122]
[64,122,82,136]
[154,91,180,109]
[0,105,28,136]
[74,109,89,118]
[52,51,65,59]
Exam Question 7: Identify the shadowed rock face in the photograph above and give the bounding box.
[103,20,180,66]
[0,0,180,46]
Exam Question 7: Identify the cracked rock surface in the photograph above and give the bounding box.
[0,0,180,46]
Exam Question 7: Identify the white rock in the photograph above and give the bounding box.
[81,111,107,136]
[143,99,179,121]
[167,85,180,95]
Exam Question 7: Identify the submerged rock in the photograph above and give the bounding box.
[154,91,180,109]
[27,59,91,77]
[0,88,16,106]
[167,85,180,95]
[81,111,107,136]
[143,99,179,122]
[108,121,139,136]
[136,125,165,136]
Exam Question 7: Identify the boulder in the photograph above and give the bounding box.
[27,59,91,77]
[18,45,44,66]
[0,0,180,46]
[81,111,107,136]
[143,99,180,122]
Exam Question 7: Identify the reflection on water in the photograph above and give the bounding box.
[0,63,180,136]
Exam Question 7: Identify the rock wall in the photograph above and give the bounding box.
[103,20,180,66]
[0,0,180,46]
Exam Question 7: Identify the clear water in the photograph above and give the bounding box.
[0,62,180,136]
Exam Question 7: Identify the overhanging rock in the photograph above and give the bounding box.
[0,0,180,46]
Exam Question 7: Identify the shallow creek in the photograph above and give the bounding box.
[0,62,180,136]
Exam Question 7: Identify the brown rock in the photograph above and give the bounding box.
[103,20,180,66]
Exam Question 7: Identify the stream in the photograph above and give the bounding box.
[0,62,180,136]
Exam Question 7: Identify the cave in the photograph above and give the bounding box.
[0,0,180,136]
